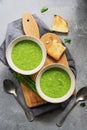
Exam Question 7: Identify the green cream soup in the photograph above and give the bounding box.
[11,40,42,70]
[40,67,71,98]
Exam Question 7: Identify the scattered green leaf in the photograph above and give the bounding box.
[41,6,48,13]
[80,102,86,107]
[64,38,71,44]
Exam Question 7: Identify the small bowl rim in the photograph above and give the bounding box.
[36,63,75,103]
[6,35,46,75]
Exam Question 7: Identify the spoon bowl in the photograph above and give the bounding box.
[3,79,17,96]
[76,87,87,102]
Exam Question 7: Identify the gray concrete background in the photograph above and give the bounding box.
[0,0,87,130]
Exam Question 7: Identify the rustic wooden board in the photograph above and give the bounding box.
[21,33,69,108]
[21,12,72,108]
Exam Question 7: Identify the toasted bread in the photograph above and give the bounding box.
[47,40,66,61]
[52,15,69,33]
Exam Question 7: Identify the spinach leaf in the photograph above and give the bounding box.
[64,38,71,44]
[41,7,48,13]
[80,102,86,107]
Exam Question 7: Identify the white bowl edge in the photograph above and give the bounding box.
[6,35,46,75]
[36,63,75,103]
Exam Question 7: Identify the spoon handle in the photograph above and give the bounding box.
[15,96,34,122]
[56,96,77,127]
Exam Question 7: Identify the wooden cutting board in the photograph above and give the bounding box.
[21,12,71,108]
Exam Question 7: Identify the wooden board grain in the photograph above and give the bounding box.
[21,83,46,107]
[22,12,40,38]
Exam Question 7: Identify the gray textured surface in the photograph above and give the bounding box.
[0,0,87,130]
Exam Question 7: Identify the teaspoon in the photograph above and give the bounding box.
[56,86,87,127]
[3,79,34,122]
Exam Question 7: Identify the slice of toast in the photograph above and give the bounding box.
[47,40,66,61]
[52,15,69,33]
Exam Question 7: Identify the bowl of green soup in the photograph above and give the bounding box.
[36,63,75,103]
[6,35,46,75]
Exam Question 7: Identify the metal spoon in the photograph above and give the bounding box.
[3,79,34,122]
[56,87,87,127]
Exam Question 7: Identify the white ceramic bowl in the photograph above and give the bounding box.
[6,35,46,75]
[36,63,75,103]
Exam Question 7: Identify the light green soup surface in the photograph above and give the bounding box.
[11,40,42,70]
[40,67,71,98]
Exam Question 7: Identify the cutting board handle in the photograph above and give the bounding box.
[22,12,40,39]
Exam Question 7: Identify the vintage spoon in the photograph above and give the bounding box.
[3,79,34,122]
[56,87,87,127]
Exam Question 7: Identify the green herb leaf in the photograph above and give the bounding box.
[13,72,37,94]
[41,6,48,13]
[80,102,86,107]
[64,38,71,44]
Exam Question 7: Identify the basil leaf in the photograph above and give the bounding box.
[64,38,71,44]
[80,102,86,107]
[41,7,48,13]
